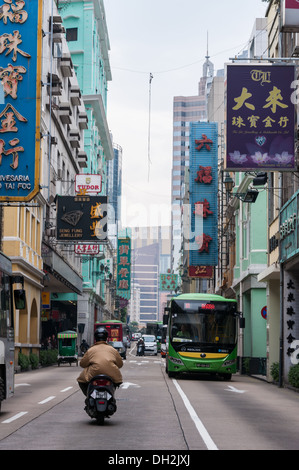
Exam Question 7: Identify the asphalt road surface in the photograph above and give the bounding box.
[1,344,299,453]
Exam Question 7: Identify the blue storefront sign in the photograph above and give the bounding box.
[0,0,43,201]
[189,122,218,267]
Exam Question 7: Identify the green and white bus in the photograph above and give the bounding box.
[164,293,244,380]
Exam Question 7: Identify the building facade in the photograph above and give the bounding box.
[59,0,115,345]
[129,226,171,326]
[2,0,86,359]
[257,0,299,384]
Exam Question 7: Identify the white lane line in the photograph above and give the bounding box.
[2,412,28,424]
[38,396,56,404]
[173,379,218,451]
[60,387,73,393]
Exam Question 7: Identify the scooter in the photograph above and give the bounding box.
[136,342,145,356]
[84,374,117,425]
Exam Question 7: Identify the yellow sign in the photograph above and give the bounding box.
[41,292,50,309]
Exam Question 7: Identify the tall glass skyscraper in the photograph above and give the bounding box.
[107,142,122,232]
[128,226,171,325]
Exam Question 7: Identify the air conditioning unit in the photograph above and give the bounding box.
[292,45,299,57]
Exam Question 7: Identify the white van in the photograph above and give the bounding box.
[142,335,157,355]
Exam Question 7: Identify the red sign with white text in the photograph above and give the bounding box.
[188,266,213,279]
[75,244,100,255]
[286,0,299,9]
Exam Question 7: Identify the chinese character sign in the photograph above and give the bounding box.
[226,64,295,172]
[160,273,178,291]
[189,122,218,267]
[0,0,43,201]
[117,237,131,299]
[56,196,108,241]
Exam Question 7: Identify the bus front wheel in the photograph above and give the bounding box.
[166,360,176,378]
[220,373,232,381]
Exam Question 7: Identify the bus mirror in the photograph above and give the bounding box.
[14,289,26,310]
[163,314,169,325]
[240,317,245,329]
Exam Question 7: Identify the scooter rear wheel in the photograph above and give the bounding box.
[96,414,105,425]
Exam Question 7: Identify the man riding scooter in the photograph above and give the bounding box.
[77,327,123,396]
[136,336,145,356]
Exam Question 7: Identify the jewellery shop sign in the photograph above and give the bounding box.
[56,195,108,242]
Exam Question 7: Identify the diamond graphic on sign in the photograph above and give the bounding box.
[61,210,83,226]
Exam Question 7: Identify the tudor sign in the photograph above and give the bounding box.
[75,174,102,194]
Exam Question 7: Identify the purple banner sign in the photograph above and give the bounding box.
[226,64,295,171]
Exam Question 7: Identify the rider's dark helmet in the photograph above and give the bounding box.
[94,327,108,342]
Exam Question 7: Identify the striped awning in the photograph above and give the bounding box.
[57,331,77,339]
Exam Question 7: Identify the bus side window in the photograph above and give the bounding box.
[172,325,178,337]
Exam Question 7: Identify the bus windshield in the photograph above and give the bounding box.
[170,299,237,347]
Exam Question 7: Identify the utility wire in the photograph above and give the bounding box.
[148,73,153,182]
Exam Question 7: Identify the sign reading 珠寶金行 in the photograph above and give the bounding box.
[0,0,43,202]
[56,195,108,242]
[225,64,295,172]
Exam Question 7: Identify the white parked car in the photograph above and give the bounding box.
[142,335,157,355]
[132,333,141,341]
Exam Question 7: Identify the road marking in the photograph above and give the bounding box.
[38,396,56,404]
[15,383,31,387]
[225,385,246,394]
[173,379,218,451]
[2,412,28,423]
[121,382,141,390]
[60,387,73,393]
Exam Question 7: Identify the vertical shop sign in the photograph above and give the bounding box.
[189,122,218,269]
[116,237,131,300]
[284,275,299,366]
[0,0,43,201]
[226,64,295,172]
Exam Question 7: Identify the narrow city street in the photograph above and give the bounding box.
[1,345,299,452]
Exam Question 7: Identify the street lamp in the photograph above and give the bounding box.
[223,172,234,193]
[223,171,259,204]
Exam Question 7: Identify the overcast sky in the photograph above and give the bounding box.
[104,0,268,228]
